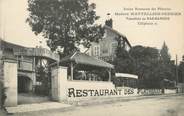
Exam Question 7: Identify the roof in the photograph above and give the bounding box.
[0,39,59,61]
[104,25,131,47]
[115,73,138,79]
[60,52,114,69]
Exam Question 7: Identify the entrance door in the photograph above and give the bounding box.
[18,76,32,93]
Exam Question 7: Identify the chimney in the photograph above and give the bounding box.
[105,13,113,28]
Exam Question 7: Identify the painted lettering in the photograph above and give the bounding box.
[83,89,88,97]
[105,89,109,96]
[76,90,82,97]
[68,88,135,98]
[94,90,100,96]
[124,88,134,95]
[68,88,75,97]
[88,90,94,96]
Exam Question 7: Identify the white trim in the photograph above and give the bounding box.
[115,73,138,79]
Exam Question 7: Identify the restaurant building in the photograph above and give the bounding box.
[87,19,131,62]
[0,39,121,106]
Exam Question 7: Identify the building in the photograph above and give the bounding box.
[0,39,59,106]
[87,19,131,62]
[0,39,116,106]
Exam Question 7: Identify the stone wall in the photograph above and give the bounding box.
[177,83,184,93]
[51,66,140,102]
[0,51,3,81]
[51,66,180,103]
[164,89,177,94]
[0,51,3,108]
[67,80,116,101]
[138,89,163,95]
[51,66,67,102]
[3,60,17,107]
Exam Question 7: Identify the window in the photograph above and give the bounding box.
[102,43,108,54]
[93,45,100,56]
[111,42,117,54]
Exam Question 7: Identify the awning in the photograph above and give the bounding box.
[60,52,114,69]
[115,73,138,79]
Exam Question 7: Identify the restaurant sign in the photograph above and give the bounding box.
[68,88,135,97]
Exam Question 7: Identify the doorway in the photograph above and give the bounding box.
[18,76,32,93]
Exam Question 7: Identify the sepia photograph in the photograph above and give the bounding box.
[0,0,184,116]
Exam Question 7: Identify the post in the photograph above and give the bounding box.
[175,55,179,93]
[108,69,111,82]
[176,55,178,85]
[3,59,18,106]
[32,56,36,92]
[51,66,67,102]
[71,62,73,80]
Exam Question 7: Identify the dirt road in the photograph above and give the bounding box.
[9,94,184,116]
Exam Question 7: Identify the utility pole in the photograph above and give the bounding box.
[183,56,184,83]
[175,54,178,86]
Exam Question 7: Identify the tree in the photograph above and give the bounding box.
[130,45,161,88]
[27,0,104,57]
[178,55,184,83]
[113,45,135,74]
[35,66,51,95]
[160,42,171,62]
[113,44,176,89]
[130,46,159,76]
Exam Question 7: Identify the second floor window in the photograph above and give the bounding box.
[94,46,100,56]
[111,42,118,54]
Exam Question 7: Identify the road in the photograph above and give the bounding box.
[10,94,184,116]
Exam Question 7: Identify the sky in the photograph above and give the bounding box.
[0,0,184,61]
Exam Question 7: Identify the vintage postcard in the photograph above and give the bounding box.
[0,0,184,116]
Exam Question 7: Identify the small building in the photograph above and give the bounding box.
[59,52,114,81]
[0,39,59,106]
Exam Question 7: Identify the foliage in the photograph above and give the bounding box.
[131,45,176,88]
[27,0,104,57]
[178,55,184,83]
[35,66,51,96]
[113,44,176,89]
[160,42,171,62]
[113,45,135,74]
[129,46,161,88]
